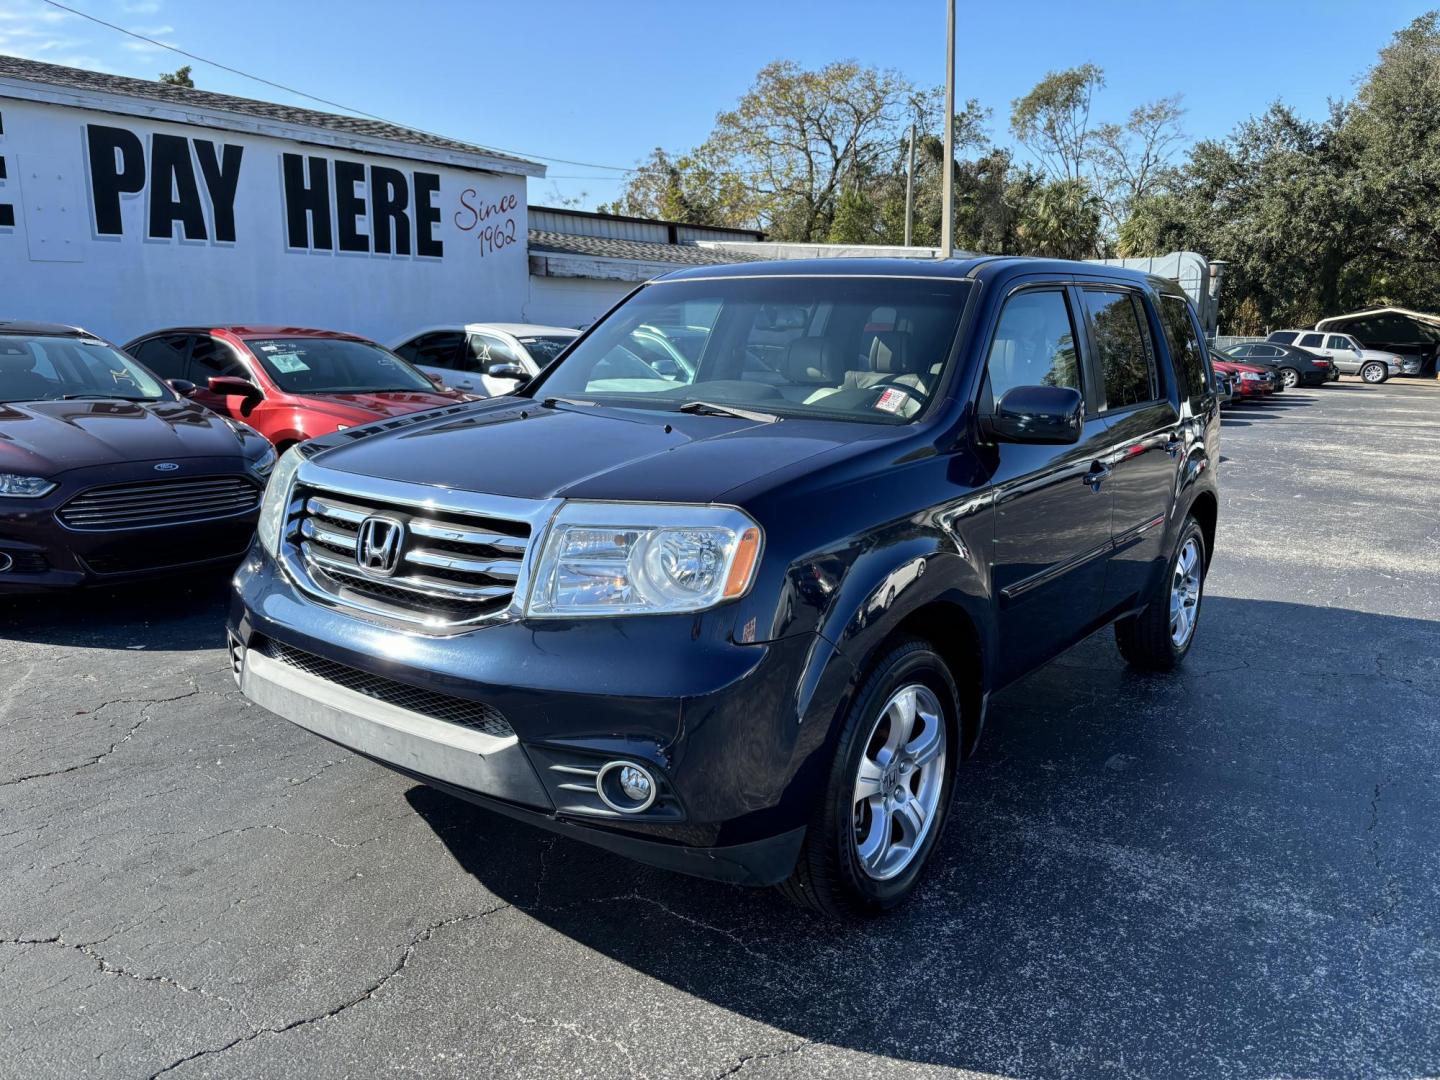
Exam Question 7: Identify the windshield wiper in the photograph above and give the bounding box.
[541,396,600,408]
[677,400,782,423]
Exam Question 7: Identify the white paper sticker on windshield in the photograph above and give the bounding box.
[874,387,908,414]
[269,352,310,374]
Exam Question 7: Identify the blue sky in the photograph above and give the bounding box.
[1,0,1429,208]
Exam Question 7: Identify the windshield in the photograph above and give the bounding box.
[0,335,168,403]
[531,276,970,424]
[245,338,435,394]
[518,336,577,365]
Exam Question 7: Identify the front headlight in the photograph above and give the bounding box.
[526,502,762,618]
[248,444,278,481]
[1239,371,1261,381]
[0,473,57,498]
[256,447,303,558]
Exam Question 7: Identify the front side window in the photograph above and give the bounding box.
[1327,335,1356,351]
[984,288,1080,403]
[1158,295,1208,400]
[468,334,524,374]
[1083,289,1156,409]
[243,338,434,394]
[129,334,189,379]
[532,277,970,424]
[0,335,167,402]
[188,336,250,383]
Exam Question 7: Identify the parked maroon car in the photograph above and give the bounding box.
[0,321,276,593]
[124,327,472,451]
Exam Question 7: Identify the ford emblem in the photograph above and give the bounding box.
[153,463,180,472]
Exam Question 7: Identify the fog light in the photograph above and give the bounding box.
[596,760,658,814]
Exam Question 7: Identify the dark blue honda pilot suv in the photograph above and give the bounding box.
[230,257,1219,917]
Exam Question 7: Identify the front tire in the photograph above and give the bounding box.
[778,639,960,919]
[1361,361,1388,384]
[1115,517,1207,672]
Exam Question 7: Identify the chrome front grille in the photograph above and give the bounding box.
[58,476,261,531]
[286,477,540,632]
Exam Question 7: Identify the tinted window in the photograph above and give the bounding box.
[1299,333,1324,347]
[1158,295,1208,400]
[1327,335,1355,350]
[188,336,249,383]
[518,335,576,365]
[535,276,969,425]
[985,288,1080,402]
[1083,289,1156,409]
[398,331,465,370]
[1269,331,1298,345]
[245,338,434,394]
[1227,344,1254,357]
[1253,344,1282,357]
[129,334,189,379]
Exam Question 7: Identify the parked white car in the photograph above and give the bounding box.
[1267,329,1415,383]
[391,323,580,397]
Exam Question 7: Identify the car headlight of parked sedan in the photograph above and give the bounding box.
[526,502,762,617]
[1238,371,1262,381]
[256,446,304,557]
[0,473,58,498]
[248,444,278,481]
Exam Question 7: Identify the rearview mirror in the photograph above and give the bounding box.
[208,375,262,399]
[982,385,1083,445]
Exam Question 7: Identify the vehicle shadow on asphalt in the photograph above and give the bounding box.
[0,568,232,649]
[409,595,1440,1077]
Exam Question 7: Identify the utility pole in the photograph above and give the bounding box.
[940,0,956,259]
[903,123,917,247]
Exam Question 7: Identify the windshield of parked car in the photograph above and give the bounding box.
[518,336,577,365]
[245,338,435,394]
[0,334,169,403]
[530,276,971,424]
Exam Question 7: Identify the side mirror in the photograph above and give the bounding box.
[168,378,197,397]
[208,375,262,399]
[982,385,1084,445]
[425,373,448,390]
[486,361,530,385]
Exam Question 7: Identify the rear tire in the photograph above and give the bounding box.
[1115,517,1207,672]
[1361,361,1388,384]
[778,638,961,919]
[1280,367,1299,388]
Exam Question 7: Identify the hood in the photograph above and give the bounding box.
[295,390,465,423]
[0,398,252,476]
[313,400,865,504]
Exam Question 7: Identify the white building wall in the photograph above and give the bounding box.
[0,97,529,344]
[524,275,633,328]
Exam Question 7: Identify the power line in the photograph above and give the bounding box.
[39,0,634,172]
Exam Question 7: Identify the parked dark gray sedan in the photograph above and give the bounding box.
[1221,342,1335,387]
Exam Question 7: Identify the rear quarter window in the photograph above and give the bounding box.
[1158,295,1209,400]
[1081,288,1157,410]
[1269,331,1298,345]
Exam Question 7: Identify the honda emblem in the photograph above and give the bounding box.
[355,515,404,577]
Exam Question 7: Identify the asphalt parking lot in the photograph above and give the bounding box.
[2,379,1438,1080]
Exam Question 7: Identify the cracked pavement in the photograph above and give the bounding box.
[1,379,1438,1079]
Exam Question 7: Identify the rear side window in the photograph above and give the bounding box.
[399,331,465,370]
[129,334,189,379]
[1299,333,1324,347]
[1082,288,1156,409]
[1269,331,1298,345]
[984,288,1081,403]
[1158,295,1208,400]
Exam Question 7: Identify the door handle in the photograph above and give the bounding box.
[1083,462,1112,491]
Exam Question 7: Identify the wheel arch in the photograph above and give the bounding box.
[1186,489,1218,568]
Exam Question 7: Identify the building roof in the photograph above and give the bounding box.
[0,54,543,176]
[528,230,764,266]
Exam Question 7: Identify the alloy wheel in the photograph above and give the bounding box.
[1282,368,1299,388]
[1362,362,1386,384]
[1170,537,1203,647]
[852,684,947,881]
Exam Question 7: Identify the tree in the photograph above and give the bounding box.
[158,65,194,88]
[597,148,716,222]
[1010,64,1106,182]
[1015,177,1103,259]
[1093,95,1186,235]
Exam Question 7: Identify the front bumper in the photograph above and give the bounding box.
[229,547,842,885]
[0,462,260,593]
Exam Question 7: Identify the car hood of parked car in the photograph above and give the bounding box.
[313,397,869,504]
[290,389,468,423]
[0,398,257,476]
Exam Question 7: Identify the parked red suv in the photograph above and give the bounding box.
[1210,356,1275,401]
[125,327,472,450]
